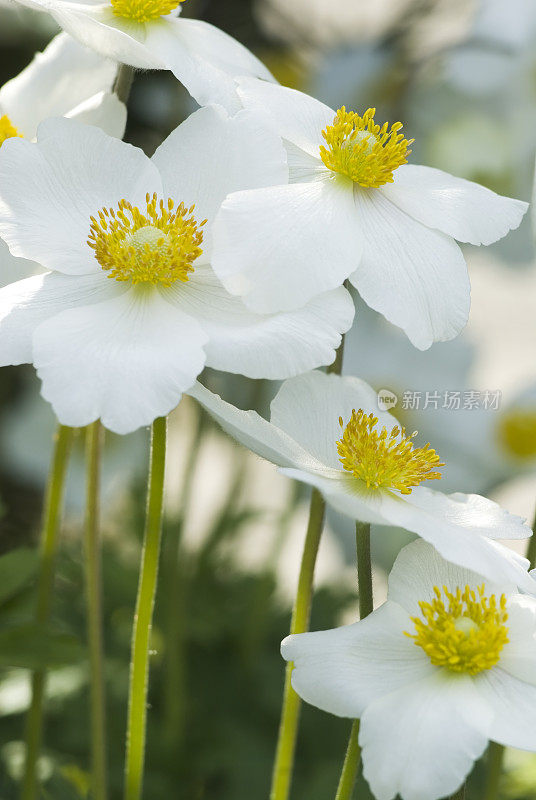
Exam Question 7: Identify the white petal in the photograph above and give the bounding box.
[65,90,127,139]
[378,488,534,591]
[0,117,161,275]
[162,265,354,378]
[0,237,42,289]
[381,165,528,246]
[270,371,398,469]
[47,4,163,69]
[499,595,536,685]
[282,601,433,718]
[237,78,335,156]
[387,539,512,617]
[212,178,363,313]
[279,467,388,526]
[0,272,122,366]
[152,104,288,256]
[350,188,470,350]
[0,32,118,140]
[33,287,207,434]
[475,668,536,751]
[186,381,326,472]
[360,672,491,800]
[147,19,275,112]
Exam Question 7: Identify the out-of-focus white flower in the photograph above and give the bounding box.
[0,31,127,288]
[12,0,275,111]
[212,80,527,349]
[0,32,126,142]
[189,371,534,590]
[283,539,536,800]
[0,109,352,434]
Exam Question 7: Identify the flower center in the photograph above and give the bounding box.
[336,409,443,494]
[110,0,181,22]
[497,409,536,459]
[320,107,413,188]
[87,193,205,287]
[0,114,23,148]
[406,585,509,675]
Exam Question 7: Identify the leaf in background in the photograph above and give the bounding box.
[0,548,39,606]
[0,624,85,669]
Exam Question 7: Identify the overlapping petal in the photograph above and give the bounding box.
[34,287,207,434]
[163,265,354,379]
[212,178,363,313]
[350,188,470,350]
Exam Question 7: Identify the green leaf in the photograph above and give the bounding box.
[0,624,85,669]
[0,548,39,606]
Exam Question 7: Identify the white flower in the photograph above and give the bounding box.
[211,79,528,349]
[188,370,534,590]
[0,108,353,434]
[283,539,536,800]
[13,0,275,112]
[0,31,127,288]
[0,32,126,142]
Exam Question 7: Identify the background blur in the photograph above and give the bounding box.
[1,0,536,797]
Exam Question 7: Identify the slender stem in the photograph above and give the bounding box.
[526,503,536,570]
[356,522,373,619]
[113,64,135,105]
[335,721,360,800]
[124,416,167,800]
[483,742,504,800]
[270,335,346,800]
[21,425,74,800]
[84,421,108,800]
[334,522,372,800]
[269,489,326,800]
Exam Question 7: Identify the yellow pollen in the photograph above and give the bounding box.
[110,0,181,22]
[336,409,443,494]
[497,409,536,459]
[87,193,205,287]
[320,107,413,188]
[406,585,509,675]
[0,115,23,148]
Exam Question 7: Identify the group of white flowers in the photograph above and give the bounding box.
[1,1,535,799]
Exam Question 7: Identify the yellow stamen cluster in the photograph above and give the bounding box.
[497,409,536,459]
[336,409,443,494]
[87,193,205,287]
[0,114,23,148]
[110,0,181,22]
[406,585,508,675]
[320,107,413,188]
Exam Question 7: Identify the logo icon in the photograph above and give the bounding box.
[377,389,397,411]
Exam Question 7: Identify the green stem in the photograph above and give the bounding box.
[269,488,326,800]
[113,64,135,105]
[335,721,360,800]
[526,504,536,570]
[21,425,74,800]
[84,421,108,800]
[334,522,372,800]
[124,416,167,800]
[483,742,504,800]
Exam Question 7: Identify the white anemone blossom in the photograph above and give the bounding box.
[0,109,353,434]
[283,539,536,800]
[211,79,528,349]
[188,371,534,590]
[12,0,275,111]
[0,31,127,289]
